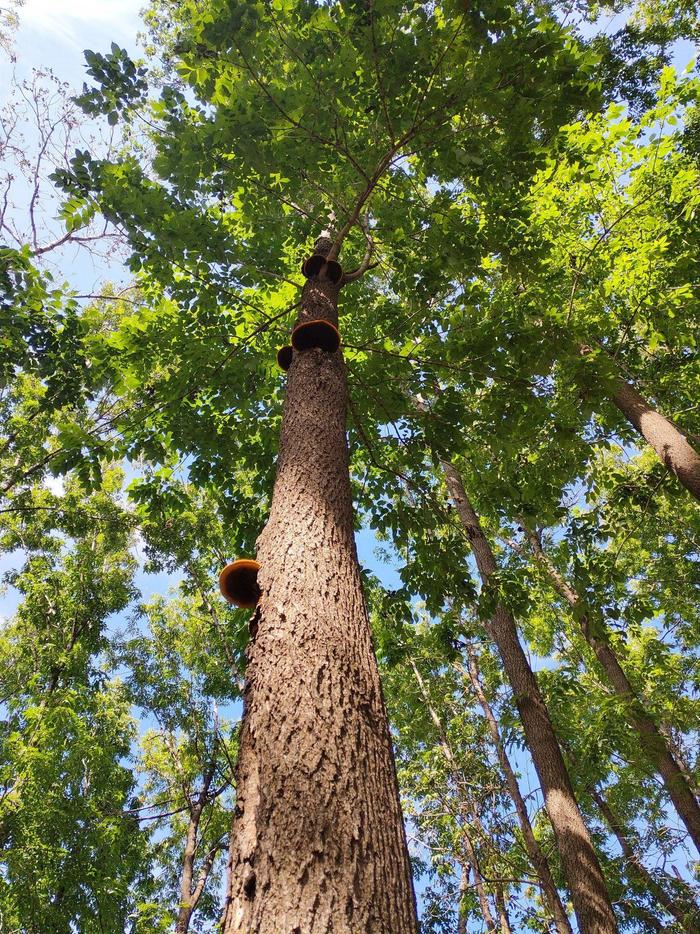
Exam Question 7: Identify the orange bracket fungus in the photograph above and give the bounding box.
[291,319,341,354]
[277,345,293,371]
[219,559,261,608]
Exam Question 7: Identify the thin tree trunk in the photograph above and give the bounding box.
[610,377,700,501]
[408,659,496,932]
[590,786,698,933]
[440,459,618,934]
[495,886,513,934]
[659,724,699,796]
[221,240,417,933]
[174,751,224,934]
[457,861,470,934]
[522,528,700,854]
[176,804,201,934]
[461,650,573,934]
[462,820,497,933]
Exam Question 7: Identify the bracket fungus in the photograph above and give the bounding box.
[301,254,326,278]
[277,345,293,371]
[301,254,343,285]
[323,259,343,284]
[291,319,341,354]
[219,559,261,608]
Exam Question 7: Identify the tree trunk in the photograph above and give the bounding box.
[590,786,698,933]
[221,243,417,933]
[461,650,573,934]
[495,886,513,934]
[175,753,222,934]
[175,810,199,934]
[457,861,470,934]
[523,528,700,854]
[440,459,618,934]
[610,377,700,501]
[408,659,496,932]
[461,819,497,933]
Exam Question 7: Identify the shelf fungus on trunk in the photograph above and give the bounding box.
[276,345,293,371]
[219,559,262,608]
[291,318,341,354]
[301,253,344,285]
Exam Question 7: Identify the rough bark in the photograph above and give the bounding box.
[221,247,417,933]
[610,377,700,502]
[440,459,618,934]
[590,786,699,933]
[461,650,574,934]
[523,528,700,854]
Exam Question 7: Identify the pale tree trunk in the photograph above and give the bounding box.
[221,240,417,933]
[659,724,699,796]
[460,649,573,934]
[578,346,700,501]
[172,748,226,934]
[462,818,497,933]
[408,659,496,932]
[495,885,513,934]
[521,528,700,854]
[457,861,470,934]
[440,459,618,934]
[611,378,700,501]
[590,786,698,933]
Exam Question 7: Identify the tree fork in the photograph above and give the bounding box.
[220,237,418,933]
[440,459,618,934]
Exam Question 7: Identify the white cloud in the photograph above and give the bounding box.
[18,0,144,52]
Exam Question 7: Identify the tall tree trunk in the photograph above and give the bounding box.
[440,459,618,934]
[460,650,574,934]
[590,786,698,933]
[221,241,417,933]
[522,528,700,854]
[609,376,700,501]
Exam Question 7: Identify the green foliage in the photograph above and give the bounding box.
[2,0,699,928]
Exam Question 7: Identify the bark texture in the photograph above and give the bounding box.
[610,378,700,501]
[590,786,699,933]
[221,254,417,933]
[524,528,700,854]
[462,651,573,934]
[440,460,618,934]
